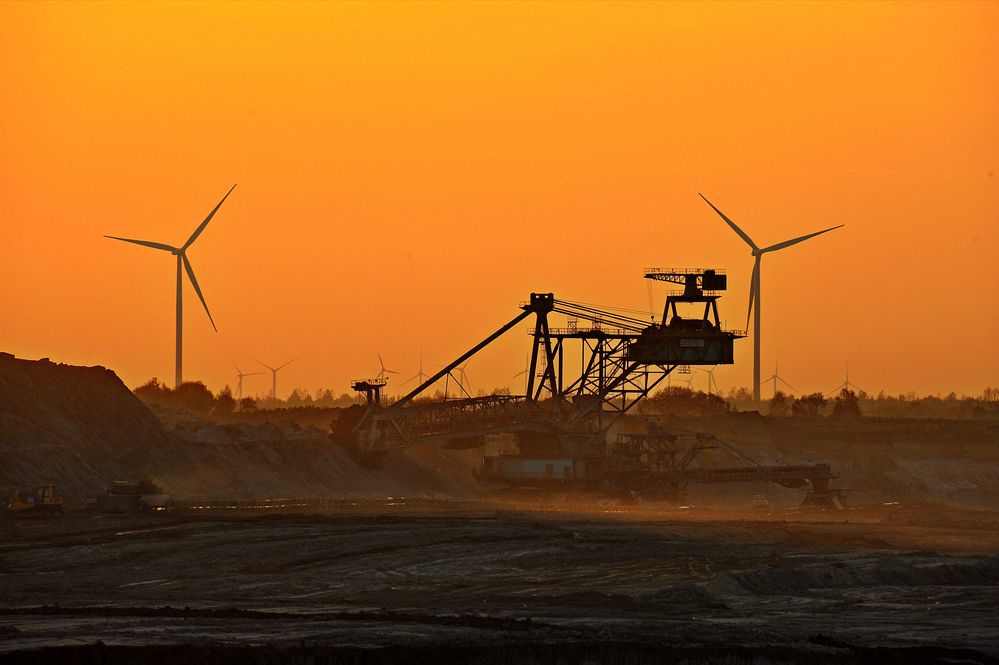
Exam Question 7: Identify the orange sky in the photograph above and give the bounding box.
[2,1,997,399]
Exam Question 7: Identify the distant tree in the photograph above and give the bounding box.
[134,378,172,407]
[287,388,313,407]
[640,386,729,417]
[792,392,827,418]
[239,396,257,412]
[727,386,753,403]
[768,390,792,418]
[173,381,215,416]
[214,385,236,416]
[831,388,861,419]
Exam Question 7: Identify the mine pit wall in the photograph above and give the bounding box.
[652,412,999,509]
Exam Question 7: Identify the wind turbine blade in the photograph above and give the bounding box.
[105,235,177,253]
[760,224,844,253]
[253,357,275,371]
[277,357,298,371]
[746,257,759,331]
[245,372,264,377]
[234,362,242,374]
[699,194,758,251]
[385,369,400,374]
[183,184,236,250]
[778,377,798,392]
[182,254,217,332]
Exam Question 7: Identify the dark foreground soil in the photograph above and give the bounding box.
[1,507,998,664]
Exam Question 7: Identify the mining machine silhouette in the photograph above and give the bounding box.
[331,269,841,508]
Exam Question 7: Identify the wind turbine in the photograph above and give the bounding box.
[255,357,297,400]
[233,363,263,401]
[828,362,864,396]
[401,348,430,387]
[694,366,720,394]
[106,185,236,387]
[762,360,797,397]
[512,355,530,394]
[676,374,694,390]
[699,194,843,403]
[455,361,472,393]
[376,353,399,381]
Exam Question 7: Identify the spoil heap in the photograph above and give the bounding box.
[0,353,181,504]
[0,354,484,505]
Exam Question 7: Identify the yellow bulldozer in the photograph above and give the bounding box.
[4,484,64,518]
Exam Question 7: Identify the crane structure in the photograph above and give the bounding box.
[331,270,743,465]
[331,268,841,506]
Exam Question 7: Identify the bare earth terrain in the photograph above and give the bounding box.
[2,504,998,664]
[4,357,999,662]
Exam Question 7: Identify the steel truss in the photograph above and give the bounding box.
[340,272,740,458]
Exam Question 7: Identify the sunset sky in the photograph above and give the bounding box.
[2,1,996,399]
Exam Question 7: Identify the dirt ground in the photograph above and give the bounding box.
[2,504,998,664]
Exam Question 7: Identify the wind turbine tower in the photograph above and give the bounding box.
[255,357,297,400]
[699,194,843,403]
[106,185,236,387]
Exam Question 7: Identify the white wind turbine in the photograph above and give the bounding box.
[699,194,843,403]
[106,185,236,387]
[233,363,263,401]
[376,353,399,381]
[401,348,430,387]
[255,357,297,400]
[455,361,472,394]
[512,355,530,394]
[762,360,797,397]
[828,362,864,396]
[694,366,720,394]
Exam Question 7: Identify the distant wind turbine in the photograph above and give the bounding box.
[699,193,843,403]
[106,185,236,387]
[512,355,530,394]
[762,360,797,397]
[376,353,399,380]
[455,361,472,393]
[401,348,430,387]
[694,366,720,394]
[828,363,864,396]
[233,363,263,401]
[255,357,297,400]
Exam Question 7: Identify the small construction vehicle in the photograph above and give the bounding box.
[4,485,64,517]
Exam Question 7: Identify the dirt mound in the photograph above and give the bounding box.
[0,354,184,504]
[0,355,485,504]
